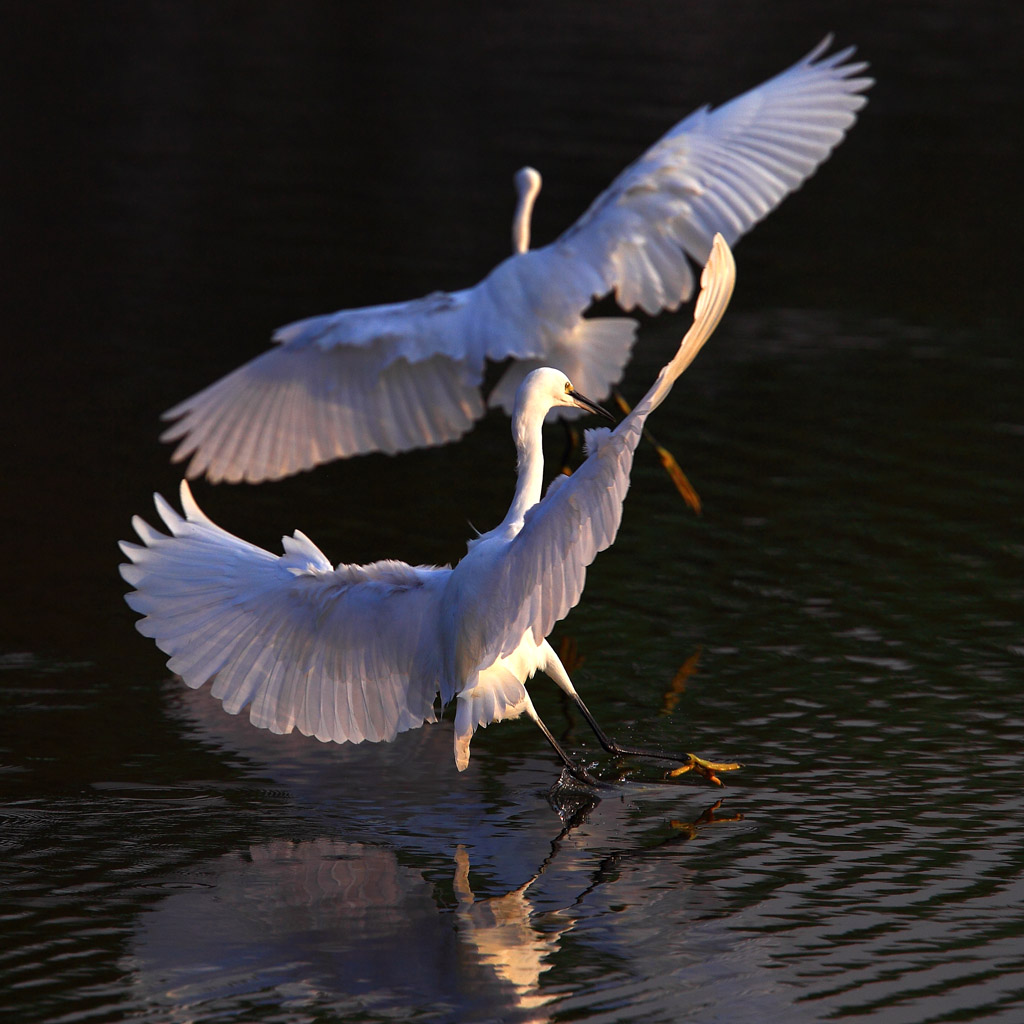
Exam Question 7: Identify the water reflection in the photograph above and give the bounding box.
[7,609,1024,1024]
[453,843,573,1019]
[118,682,748,1022]
[123,795,744,1022]
[127,837,580,1022]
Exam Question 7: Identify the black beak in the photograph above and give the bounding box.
[569,387,616,422]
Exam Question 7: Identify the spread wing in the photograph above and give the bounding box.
[161,292,486,483]
[493,235,736,661]
[542,36,870,314]
[481,37,868,414]
[120,481,449,744]
[160,39,866,483]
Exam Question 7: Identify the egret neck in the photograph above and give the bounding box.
[502,374,612,531]
[511,166,542,254]
[502,385,551,530]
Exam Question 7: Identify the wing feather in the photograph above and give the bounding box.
[161,298,486,483]
[158,41,865,481]
[120,481,449,744]
[548,36,871,312]
[494,236,736,659]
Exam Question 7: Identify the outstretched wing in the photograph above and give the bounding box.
[161,291,486,483]
[160,39,866,482]
[120,481,449,744]
[493,235,736,661]
[543,36,871,315]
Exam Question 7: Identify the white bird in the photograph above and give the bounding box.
[161,38,870,484]
[122,236,737,783]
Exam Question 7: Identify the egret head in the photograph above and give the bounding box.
[513,166,542,206]
[519,367,614,421]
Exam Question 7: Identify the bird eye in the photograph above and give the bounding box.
[564,381,572,394]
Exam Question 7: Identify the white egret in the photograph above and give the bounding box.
[122,237,736,783]
[161,38,870,484]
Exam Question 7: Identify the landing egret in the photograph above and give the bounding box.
[161,38,870,484]
[122,237,736,782]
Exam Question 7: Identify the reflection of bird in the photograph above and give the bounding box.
[130,839,539,1019]
[121,238,737,782]
[453,844,570,1021]
[161,38,870,484]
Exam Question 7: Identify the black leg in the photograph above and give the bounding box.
[569,692,741,785]
[527,703,607,788]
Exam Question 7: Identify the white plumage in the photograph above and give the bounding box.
[161,38,870,484]
[122,236,736,775]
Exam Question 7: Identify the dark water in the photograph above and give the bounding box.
[3,3,1022,1022]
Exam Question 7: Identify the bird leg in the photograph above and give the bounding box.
[611,389,702,514]
[569,692,740,786]
[523,699,607,788]
[540,640,739,785]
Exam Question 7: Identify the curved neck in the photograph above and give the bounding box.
[511,167,541,254]
[502,398,548,528]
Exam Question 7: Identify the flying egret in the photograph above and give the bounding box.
[122,237,737,783]
[161,38,870,484]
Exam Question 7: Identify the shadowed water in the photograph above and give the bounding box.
[2,3,1023,1022]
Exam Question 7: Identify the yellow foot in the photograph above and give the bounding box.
[667,753,742,786]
